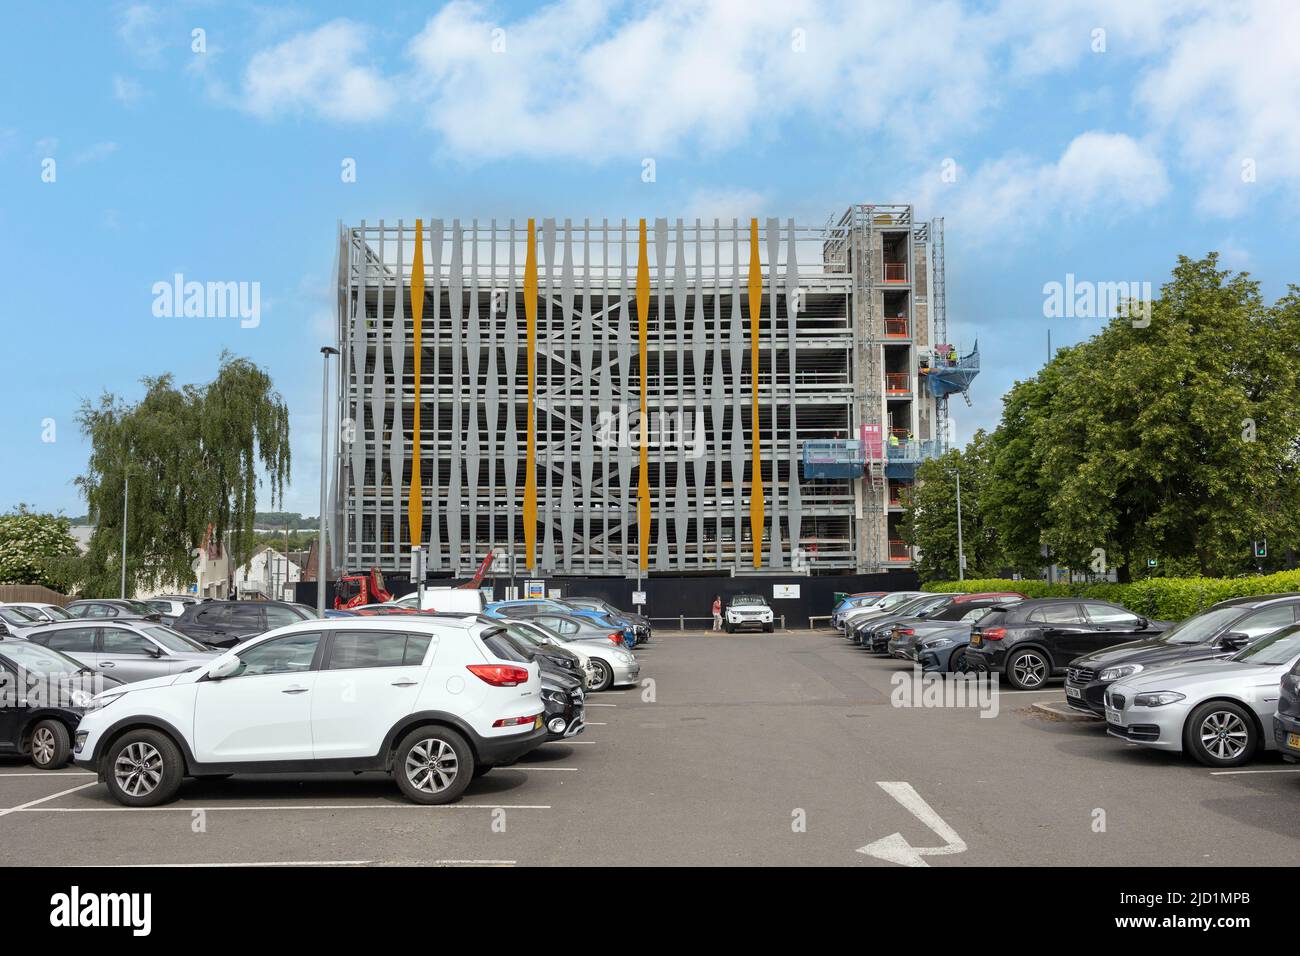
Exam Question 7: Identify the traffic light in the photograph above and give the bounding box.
[1254,539,1267,559]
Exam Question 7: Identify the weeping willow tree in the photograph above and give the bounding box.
[72,353,290,596]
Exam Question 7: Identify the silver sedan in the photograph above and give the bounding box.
[1105,624,1300,767]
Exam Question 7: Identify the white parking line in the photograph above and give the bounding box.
[1210,767,1300,776]
[103,860,373,867]
[0,781,97,818]
[562,740,597,745]
[435,860,516,866]
[509,766,579,772]
[0,772,95,778]
[588,703,618,708]
[17,802,553,813]
[586,722,607,726]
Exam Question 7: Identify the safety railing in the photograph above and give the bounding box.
[884,261,908,282]
[884,316,910,337]
[885,373,911,394]
[888,539,913,560]
[648,615,786,631]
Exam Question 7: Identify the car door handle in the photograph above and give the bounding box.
[98,662,115,668]
[391,679,418,687]
[281,686,309,694]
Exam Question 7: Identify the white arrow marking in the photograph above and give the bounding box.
[857,781,967,867]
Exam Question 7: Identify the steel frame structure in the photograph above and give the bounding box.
[331,207,946,577]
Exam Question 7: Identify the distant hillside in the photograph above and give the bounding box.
[254,512,318,528]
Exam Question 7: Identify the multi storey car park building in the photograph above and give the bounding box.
[327,205,979,594]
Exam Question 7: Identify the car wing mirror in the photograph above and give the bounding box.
[1219,632,1250,650]
[206,656,240,680]
[149,645,164,658]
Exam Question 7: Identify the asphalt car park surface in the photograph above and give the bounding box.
[2,629,1297,866]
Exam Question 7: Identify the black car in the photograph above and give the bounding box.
[0,639,124,770]
[64,599,162,622]
[858,593,1025,652]
[491,617,588,682]
[966,598,1168,690]
[1065,594,1300,716]
[1274,656,1300,761]
[481,627,585,741]
[172,599,316,648]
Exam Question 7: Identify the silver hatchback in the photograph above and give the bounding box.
[25,620,220,684]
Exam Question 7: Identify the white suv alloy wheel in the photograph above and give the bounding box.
[405,737,459,793]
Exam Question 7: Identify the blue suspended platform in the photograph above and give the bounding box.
[924,340,980,400]
[802,440,865,479]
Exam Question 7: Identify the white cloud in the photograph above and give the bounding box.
[914,132,1168,243]
[1137,0,1300,216]
[1216,238,1251,270]
[403,0,1006,161]
[679,188,771,222]
[113,74,145,105]
[73,141,120,165]
[219,0,1298,220]
[241,19,394,122]
[117,3,167,64]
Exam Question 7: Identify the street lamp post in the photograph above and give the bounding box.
[318,346,339,618]
[120,469,129,599]
[955,467,966,582]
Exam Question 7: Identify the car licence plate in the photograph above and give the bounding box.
[1066,686,1081,699]
[1288,733,1300,750]
[1106,707,1123,726]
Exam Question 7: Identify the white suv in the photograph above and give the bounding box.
[725,595,775,633]
[73,617,545,807]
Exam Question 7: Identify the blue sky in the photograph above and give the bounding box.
[2,0,1297,518]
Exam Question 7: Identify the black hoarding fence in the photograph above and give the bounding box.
[298,572,919,629]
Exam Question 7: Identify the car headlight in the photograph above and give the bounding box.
[922,638,953,650]
[541,689,564,703]
[615,652,633,663]
[1100,664,1144,682]
[82,692,124,713]
[1134,691,1185,707]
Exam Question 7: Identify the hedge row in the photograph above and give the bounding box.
[921,571,1300,621]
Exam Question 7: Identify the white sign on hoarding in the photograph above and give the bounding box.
[773,584,800,599]
[525,580,545,599]
[632,590,647,606]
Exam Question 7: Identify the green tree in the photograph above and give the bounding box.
[983,365,1062,574]
[0,506,81,589]
[901,430,1004,581]
[73,353,291,597]
[981,254,1300,581]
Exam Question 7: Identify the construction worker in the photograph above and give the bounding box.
[888,432,900,449]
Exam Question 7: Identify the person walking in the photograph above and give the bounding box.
[712,595,723,632]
